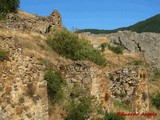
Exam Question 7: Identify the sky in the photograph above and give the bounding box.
[20,0,160,30]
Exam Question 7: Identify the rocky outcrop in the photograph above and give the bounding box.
[0,35,48,119]
[108,31,160,68]
[0,10,62,34]
[108,67,149,113]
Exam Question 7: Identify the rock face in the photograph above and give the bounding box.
[109,67,149,113]
[0,35,48,119]
[108,31,160,68]
[0,10,63,34]
[59,61,111,110]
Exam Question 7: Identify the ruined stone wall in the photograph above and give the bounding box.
[59,61,110,111]
[133,68,149,113]
[0,10,62,34]
[0,35,48,119]
[108,67,149,113]
[58,62,149,113]
[49,10,62,29]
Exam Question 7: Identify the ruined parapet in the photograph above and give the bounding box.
[90,65,110,111]
[108,67,149,113]
[133,68,149,113]
[59,61,110,111]
[0,10,63,34]
[49,9,62,29]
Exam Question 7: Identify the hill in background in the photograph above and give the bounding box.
[77,14,160,34]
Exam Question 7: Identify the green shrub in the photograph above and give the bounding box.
[0,15,6,20]
[102,112,125,120]
[100,43,108,52]
[44,70,66,103]
[151,92,160,110]
[47,30,106,66]
[0,0,20,19]
[108,44,124,54]
[153,68,160,81]
[0,49,8,61]
[70,86,86,99]
[65,97,93,120]
[112,99,131,111]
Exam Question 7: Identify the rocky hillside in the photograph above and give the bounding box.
[0,10,160,120]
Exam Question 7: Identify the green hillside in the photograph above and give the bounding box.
[77,14,160,34]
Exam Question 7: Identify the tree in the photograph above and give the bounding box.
[0,0,20,17]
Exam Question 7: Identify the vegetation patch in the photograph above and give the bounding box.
[112,99,131,111]
[152,68,160,81]
[47,29,106,66]
[127,60,145,66]
[65,97,93,120]
[100,43,108,52]
[108,44,124,54]
[69,85,86,99]
[151,92,160,110]
[102,112,125,120]
[0,0,20,20]
[44,70,66,103]
[0,49,8,61]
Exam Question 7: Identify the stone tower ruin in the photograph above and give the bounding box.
[49,9,62,29]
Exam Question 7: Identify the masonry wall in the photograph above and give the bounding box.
[59,62,149,113]
[59,61,110,111]
[0,35,48,120]
[108,67,149,113]
[0,10,62,34]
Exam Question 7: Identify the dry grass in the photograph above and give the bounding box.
[0,28,72,66]
[103,51,144,72]
[18,10,37,19]
[79,33,145,72]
